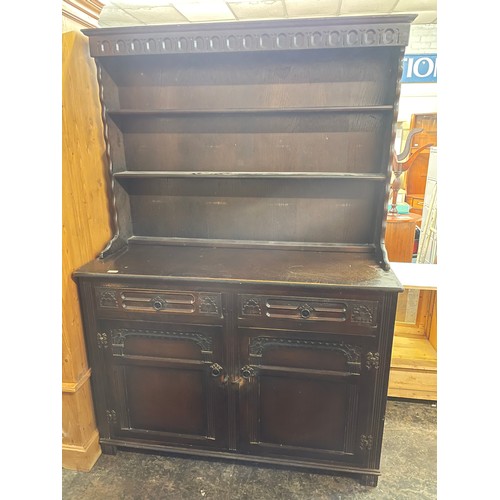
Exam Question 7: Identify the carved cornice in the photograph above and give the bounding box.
[83,16,414,57]
[63,0,104,29]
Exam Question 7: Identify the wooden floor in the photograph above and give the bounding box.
[389,334,437,400]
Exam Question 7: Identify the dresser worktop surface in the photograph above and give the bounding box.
[74,244,402,292]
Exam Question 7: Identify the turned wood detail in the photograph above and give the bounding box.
[96,62,127,258]
[389,128,433,214]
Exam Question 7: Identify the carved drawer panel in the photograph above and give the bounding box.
[95,286,223,319]
[238,294,379,334]
[248,335,363,374]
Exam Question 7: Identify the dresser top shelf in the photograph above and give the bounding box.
[79,14,414,274]
[83,14,416,56]
[74,245,402,291]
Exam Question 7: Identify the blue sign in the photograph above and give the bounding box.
[401,54,437,83]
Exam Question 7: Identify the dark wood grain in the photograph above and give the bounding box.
[112,111,391,174]
[74,245,402,291]
[76,15,413,486]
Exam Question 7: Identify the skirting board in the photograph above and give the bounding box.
[62,430,101,472]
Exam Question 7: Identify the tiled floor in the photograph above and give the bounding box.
[62,400,436,500]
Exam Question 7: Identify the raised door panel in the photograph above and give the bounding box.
[237,329,375,466]
[98,321,228,450]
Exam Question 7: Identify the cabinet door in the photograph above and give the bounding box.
[237,329,375,466]
[99,321,228,450]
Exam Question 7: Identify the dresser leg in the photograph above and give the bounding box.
[101,444,117,455]
[359,474,378,487]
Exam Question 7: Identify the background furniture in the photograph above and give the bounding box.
[390,263,437,401]
[385,212,422,263]
[404,113,437,215]
[75,15,414,486]
[62,30,110,471]
[417,146,437,264]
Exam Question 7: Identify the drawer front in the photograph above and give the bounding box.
[238,294,379,335]
[94,285,223,321]
[407,196,424,209]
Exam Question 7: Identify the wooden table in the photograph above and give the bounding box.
[385,213,422,263]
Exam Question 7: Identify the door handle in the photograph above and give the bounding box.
[209,363,223,377]
[209,363,228,385]
[240,365,256,380]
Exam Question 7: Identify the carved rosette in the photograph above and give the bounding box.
[360,434,373,451]
[241,297,262,316]
[106,409,117,424]
[365,352,380,370]
[97,332,108,349]
[97,289,118,308]
[351,304,376,324]
[199,294,220,315]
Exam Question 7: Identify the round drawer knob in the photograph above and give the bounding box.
[300,308,311,319]
[151,298,165,311]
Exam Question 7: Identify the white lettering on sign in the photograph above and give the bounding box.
[402,54,437,82]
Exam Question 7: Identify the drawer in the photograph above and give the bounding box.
[94,285,223,321]
[237,294,379,335]
[407,196,424,209]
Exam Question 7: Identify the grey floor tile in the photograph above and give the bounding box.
[62,400,436,500]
